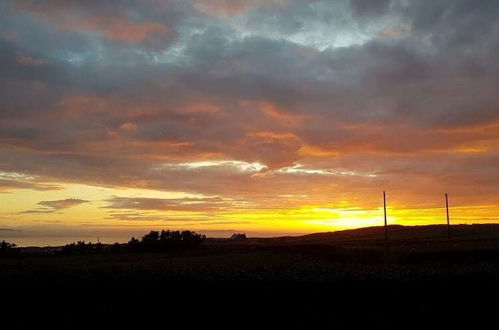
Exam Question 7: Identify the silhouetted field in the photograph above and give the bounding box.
[3,224,499,328]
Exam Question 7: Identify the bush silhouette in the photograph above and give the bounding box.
[0,240,19,256]
[1,240,16,250]
[127,237,140,251]
[111,242,122,253]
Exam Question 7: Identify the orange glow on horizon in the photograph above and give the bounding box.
[3,181,499,246]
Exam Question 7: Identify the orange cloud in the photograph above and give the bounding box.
[298,144,341,157]
[193,0,287,17]
[73,17,172,42]
[185,103,221,114]
[120,123,138,131]
[246,131,298,140]
[256,102,307,127]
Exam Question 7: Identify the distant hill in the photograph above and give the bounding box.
[241,224,499,245]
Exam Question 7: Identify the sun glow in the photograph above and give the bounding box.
[3,178,499,246]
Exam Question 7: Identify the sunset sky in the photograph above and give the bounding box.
[2,0,499,245]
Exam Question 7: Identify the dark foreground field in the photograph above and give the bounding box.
[3,224,499,328]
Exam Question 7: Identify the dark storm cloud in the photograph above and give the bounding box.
[1,0,499,208]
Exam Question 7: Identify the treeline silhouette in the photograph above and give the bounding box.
[60,230,206,255]
[127,230,206,251]
[62,241,103,255]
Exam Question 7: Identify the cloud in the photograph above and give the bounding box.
[0,179,62,192]
[38,198,89,210]
[193,0,287,17]
[12,0,176,45]
[21,198,89,214]
[16,52,47,66]
[0,227,21,232]
[2,0,499,218]
[350,0,392,16]
[105,196,238,212]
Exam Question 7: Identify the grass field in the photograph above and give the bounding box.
[3,224,499,328]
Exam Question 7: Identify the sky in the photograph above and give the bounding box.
[1,0,499,245]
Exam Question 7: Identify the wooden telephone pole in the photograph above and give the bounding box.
[383,191,388,242]
[445,193,450,241]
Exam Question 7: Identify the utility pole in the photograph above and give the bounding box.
[445,193,450,241]
[383,191,388,242]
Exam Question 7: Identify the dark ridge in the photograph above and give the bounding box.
[239,223,499,245]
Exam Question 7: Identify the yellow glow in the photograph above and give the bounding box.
[3,181,499,244]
